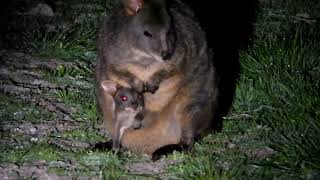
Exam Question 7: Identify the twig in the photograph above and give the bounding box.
[0,49,75,71]
[225,105,276,120]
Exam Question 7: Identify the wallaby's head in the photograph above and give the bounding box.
[123,0,176,62]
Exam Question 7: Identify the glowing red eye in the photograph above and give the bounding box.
[120,96,128,101]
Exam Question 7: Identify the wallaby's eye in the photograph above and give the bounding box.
[120,96,128,102]
[144,31,153,38]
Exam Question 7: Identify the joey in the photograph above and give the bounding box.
[100,80,144,152]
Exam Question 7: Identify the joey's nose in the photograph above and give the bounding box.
[161,51,171,61]
[131,102,138,109]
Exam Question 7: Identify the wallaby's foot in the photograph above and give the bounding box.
[91,140,113,151]
[92,140,125,157]
[151,144,192,161]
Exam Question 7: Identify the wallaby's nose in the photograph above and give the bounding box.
[161,51,171,61]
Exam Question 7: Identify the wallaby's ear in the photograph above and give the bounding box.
[101,80,118,95]
[123,0,144,16]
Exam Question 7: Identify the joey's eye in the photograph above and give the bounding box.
[120,96,128,101]
[144,31,152,38]
[138,95,143,99]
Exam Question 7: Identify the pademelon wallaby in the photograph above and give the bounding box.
[95,0,218,154]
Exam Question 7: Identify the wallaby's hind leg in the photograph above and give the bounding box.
[121,116,181,154]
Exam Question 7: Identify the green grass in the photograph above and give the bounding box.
[238,37,319,179]
[29,28,96,60]
[61,129,104,143]
[0,94,53,123]
[1,0,320,179]
[1,144,61,164]
[238,2,320,177]
[52,85,98,122]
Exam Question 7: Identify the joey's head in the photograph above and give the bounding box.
[123,0,176,62]
[114,87,144,112]
[100,80,144,112]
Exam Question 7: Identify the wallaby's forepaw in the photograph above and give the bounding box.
[130,78,144,93]
[143,82,159,94]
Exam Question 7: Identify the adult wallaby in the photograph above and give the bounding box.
[95,0,218,154]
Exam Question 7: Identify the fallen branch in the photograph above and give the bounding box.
[225,105,276,120]
[48,138,91,151]
[0,84,75,122]
[125,159,183,176]
[0,49,75,71]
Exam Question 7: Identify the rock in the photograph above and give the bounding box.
[250,147,275,159]
[28,3,54,17]
[226,142,237,149]
[125,159,183,175]
[30,127,37,134]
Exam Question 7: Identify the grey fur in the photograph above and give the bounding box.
[96,0,218,151]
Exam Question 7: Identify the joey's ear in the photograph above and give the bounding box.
[123,0,144,16]
[101,80,118,95]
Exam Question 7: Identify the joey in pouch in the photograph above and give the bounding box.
[96,0,218,154]
[100,80,144,152]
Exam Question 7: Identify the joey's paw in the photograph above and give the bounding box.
[134,113,144,121]
[132,121,142,129]
[143,82,159,94]
[132,114,144,129]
